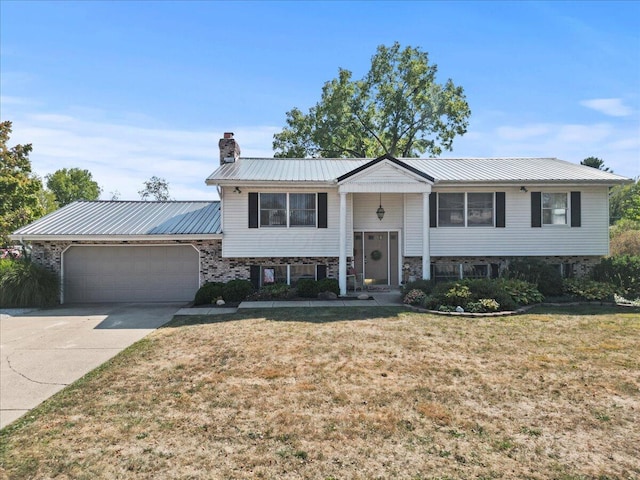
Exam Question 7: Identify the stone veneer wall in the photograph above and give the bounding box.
[402,255,602,281]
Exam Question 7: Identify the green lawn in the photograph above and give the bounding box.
[1,306,639,479]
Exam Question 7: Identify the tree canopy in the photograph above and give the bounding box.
[46,168,102,207]
[273,42,471,159]
[139,176,171,201]
[0,121,45,246]
[581,156,611,172]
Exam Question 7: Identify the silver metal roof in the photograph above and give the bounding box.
[206,157,631,185]
[12,201,221,238]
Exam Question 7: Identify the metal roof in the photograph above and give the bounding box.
[12,201,221,238]
[206,157,631,185]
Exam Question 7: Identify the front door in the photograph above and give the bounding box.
[353,231,400,286]
[365,232,388,285]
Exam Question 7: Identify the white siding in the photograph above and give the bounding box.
[404,194,424,256]
[353,193,404,231]
[428,186,609,256]
[221,187,342,258]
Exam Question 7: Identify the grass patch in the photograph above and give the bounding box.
[1,307,639,479]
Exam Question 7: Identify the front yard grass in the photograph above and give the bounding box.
[1,306,639,479]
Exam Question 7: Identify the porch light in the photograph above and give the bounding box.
[376,193,385,221]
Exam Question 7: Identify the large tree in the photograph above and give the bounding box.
[46,168,101,207]
[139,176,171,201]
[0,121,45,246]
[273,42,471,158]
[581,156,611,172]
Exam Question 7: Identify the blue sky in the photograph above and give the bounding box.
[1,1,638,200]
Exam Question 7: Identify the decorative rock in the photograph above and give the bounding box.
[357,293,369,300]
[216,299,226,306]
[455,306,464,313]
[318,291,338,300]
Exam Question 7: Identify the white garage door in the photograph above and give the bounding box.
[63,245,199,303]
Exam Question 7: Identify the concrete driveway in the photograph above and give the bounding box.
[0,303,183,429]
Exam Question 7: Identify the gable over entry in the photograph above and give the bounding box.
[336,154,434,295]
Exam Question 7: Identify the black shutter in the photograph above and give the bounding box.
[316,265,327,280]
[318,193,328,228]
[429,192,437,228]
[571,191,581,227]
[250,265,260,289]
[248,192,258,228]
[496,192,506,228]
[531,192,542,228]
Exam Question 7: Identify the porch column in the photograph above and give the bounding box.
[339,191,348,295]
[422,192,431,280]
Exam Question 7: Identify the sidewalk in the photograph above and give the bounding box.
[175,291,403,315]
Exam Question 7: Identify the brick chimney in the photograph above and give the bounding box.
[219,132,241,165]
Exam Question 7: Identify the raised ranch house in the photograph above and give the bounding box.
[11,133,631,303]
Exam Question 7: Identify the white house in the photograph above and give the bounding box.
[11,132,632,302]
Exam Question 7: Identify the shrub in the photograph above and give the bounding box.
[466,298,500,313]
[296,279,318,298]
[222,279,254,303]
[563,278,617,302]
[317,278,340,296]
[0,259,59,308]
[497,278,543,306]
[591,255,640,300]
[403,289,427,306]
[401,279,435,296]
[249,283,296,300]
[193,282,225,305]
[506,257,563,296]
[443,283,472,306]
[610,230,640,256]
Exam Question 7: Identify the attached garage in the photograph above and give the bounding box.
[63,245,199,303]
[11,201,222,304]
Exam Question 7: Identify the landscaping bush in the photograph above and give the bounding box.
[0,259,59,308]
[506,257,563,296]
[222,279,254,303]
[316,278,339,296]
[497,278,544,306]
[563,278,617,302]
[249,283,296,301]
[296,279,318,298]
[423,279,523,312]
[590,255,640,300]
[610,229,640,256]
[403,289,427,306]
[193,282,225,305]
[401,279,435,296]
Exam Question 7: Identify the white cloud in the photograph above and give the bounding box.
[580,98,633,117]
[449,121,639,179]
[3,104,279,200]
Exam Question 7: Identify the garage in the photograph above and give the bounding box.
[63,245,199,303]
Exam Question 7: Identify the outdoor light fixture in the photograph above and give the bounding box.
[234,186,242,194]
[376,193,385,221]
[520,186,528,193]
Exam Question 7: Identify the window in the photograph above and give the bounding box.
[438,193,494,227]
[542,193,567,225]
[260,193,287,227]
[463,264,488,279]
[467,193,494,226]
[290,265,315,285]
[261,265,287,286]
[289,193,316,226]
[259,193,316,227]
[438,193,465,226]
[433,264,459,281]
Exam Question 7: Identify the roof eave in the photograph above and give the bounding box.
[9,234,223,242]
